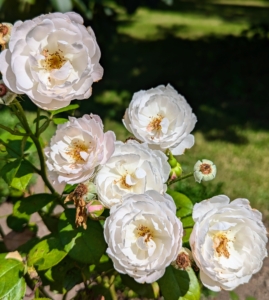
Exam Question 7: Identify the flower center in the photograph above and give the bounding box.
[137,225,153,243]
[119,174,132,189]
[200,163,212,175]
[213,233,230,258]
[147,114,164,132]
[0,84,7,97]
[42,49,67,71]
[66,141,89,163]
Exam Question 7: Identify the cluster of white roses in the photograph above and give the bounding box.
[0,11,267,291]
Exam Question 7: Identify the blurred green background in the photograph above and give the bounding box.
[0,0,269,216]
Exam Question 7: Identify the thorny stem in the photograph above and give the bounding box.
[35,107,40,137]
[168,172,194,185]
[0,124,27,136]
[109,275,117,300]
[9,99,58,196]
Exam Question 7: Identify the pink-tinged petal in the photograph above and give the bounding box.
[9,20,36,52]
[100,131,116,164]
[200,271,221,292]
[26,19,54,51]
[170,134,195,155]
[0,50,22,94]
[65,12,84,24]
[13,56,33,90]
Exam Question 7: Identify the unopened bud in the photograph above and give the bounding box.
[83,181,97,202]
[0,80,16,105]
[169,162,182,180]
[86,200,104,218]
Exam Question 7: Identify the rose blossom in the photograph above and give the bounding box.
[0,79,16,105]
[190,195,268,291]
[0,12,103,110]
[104,190,183,283]
[45,114,115,187]
[94,140,170,208]
[123,84,197,155]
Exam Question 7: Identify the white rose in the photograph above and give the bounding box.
[123,84,197,155]
[94,140,171,208]
[104,190,183,283]
[190,195,268,291]
[45,114,115,186]
[0,12,103,110]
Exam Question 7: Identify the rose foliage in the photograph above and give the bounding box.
[0,11,267,300]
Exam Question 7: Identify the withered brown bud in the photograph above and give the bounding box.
[176,252,191,270]
[65,183,88,229]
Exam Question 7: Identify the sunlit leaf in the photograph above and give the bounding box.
[28,237,67,270]
[53,118,68,125]
[0,254,25,299]
[167,189,193,218]
[51,104,79,116]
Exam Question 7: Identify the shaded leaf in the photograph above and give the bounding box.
[50,0,72,12]
[10,161,33,191]
[58,209,106,264]
[28,237,67,270]
[158,266,200,300]
[51,104,79,116]
[7,194,56,232]
[0,159,21,185]
[121,274,155,298]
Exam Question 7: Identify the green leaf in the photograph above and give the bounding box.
[44,257,82,293]
[1,277,26,300]
[15,194,57,215]
[0,255,25,299]
[0,159,21,185]
[51,104,79,115]
[158,266,200,300]
[7,194,56,232]
[121,274,155,298]
[58,209,106,264]
[53,118,68,125]
[10,161,33,191]
[167,189,193,218]
[64,183,77,194]
[229,291,240,300]
[5,139,34,158]
[28,237,67,270]
[181,216,194,229]
[50,0,72,12]
[183,228,193,244]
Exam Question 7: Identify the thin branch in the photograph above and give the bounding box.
[168,172,194,185]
